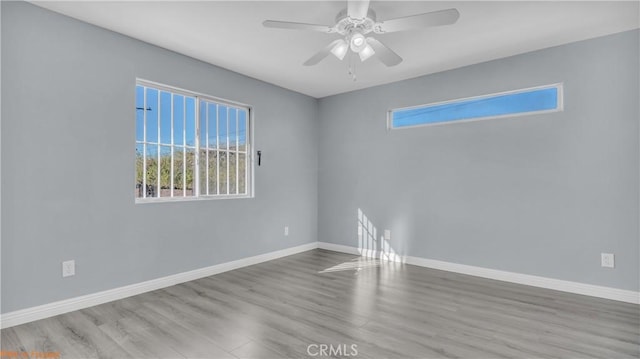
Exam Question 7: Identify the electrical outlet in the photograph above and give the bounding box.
[62,260,75,277]
[601,253,615,268]
[284,226,289,236]
[384,229,391,241]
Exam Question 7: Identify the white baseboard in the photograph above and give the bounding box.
[0,242,318,329]
[318,242,640,305]
[318,242,361,255]
[3,241,637,329]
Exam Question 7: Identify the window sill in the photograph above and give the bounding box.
[135,194,253,204]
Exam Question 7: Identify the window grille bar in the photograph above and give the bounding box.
[226,108,230,195]
[205,103,210,195]
[235,109,239,194]
[142,87,147,198]
[216,104,220,195]
[183,98,187,197]
[170,93,174,197]
[194,100,200,197]
[246,110,250,194]
[156,92,161,197]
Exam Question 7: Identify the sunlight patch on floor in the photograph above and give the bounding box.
[318,258,382,273]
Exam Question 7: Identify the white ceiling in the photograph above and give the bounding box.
[32,1,639,98]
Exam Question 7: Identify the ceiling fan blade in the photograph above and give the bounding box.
[366,37,402,66]
[304,39,344,66]
[374,8,460,33]
[347,0,370,20]
[263,20,334,33]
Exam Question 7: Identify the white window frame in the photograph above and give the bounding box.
[135,79,254,203]
[387,83,564,130]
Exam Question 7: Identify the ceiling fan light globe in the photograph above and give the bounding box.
[350,32,367,52]
[330,39,349,60]
[358,43,375,61]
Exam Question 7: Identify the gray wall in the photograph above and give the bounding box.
[318,30,639,291]
[2,2,638,315]
[1,2,318,313]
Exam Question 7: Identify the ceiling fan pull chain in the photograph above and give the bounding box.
[348,51,357,81]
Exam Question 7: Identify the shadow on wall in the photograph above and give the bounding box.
[317,208,405,274]
[357,208,401,262]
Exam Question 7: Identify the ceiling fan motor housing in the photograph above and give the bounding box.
[335,8,377,36]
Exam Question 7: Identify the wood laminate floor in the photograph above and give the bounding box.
[2,249,639,358]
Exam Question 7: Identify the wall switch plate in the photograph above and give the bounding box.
[62,260,75,277]
[384,230,391,241]
[284,226,289,236]
[601,253,615,268]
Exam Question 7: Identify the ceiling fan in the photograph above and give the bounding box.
[263,0,460,67]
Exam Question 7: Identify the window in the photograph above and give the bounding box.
[135,80,251,202]
[389,84,563,129]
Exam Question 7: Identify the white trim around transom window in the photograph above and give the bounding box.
[387,83,564,130]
